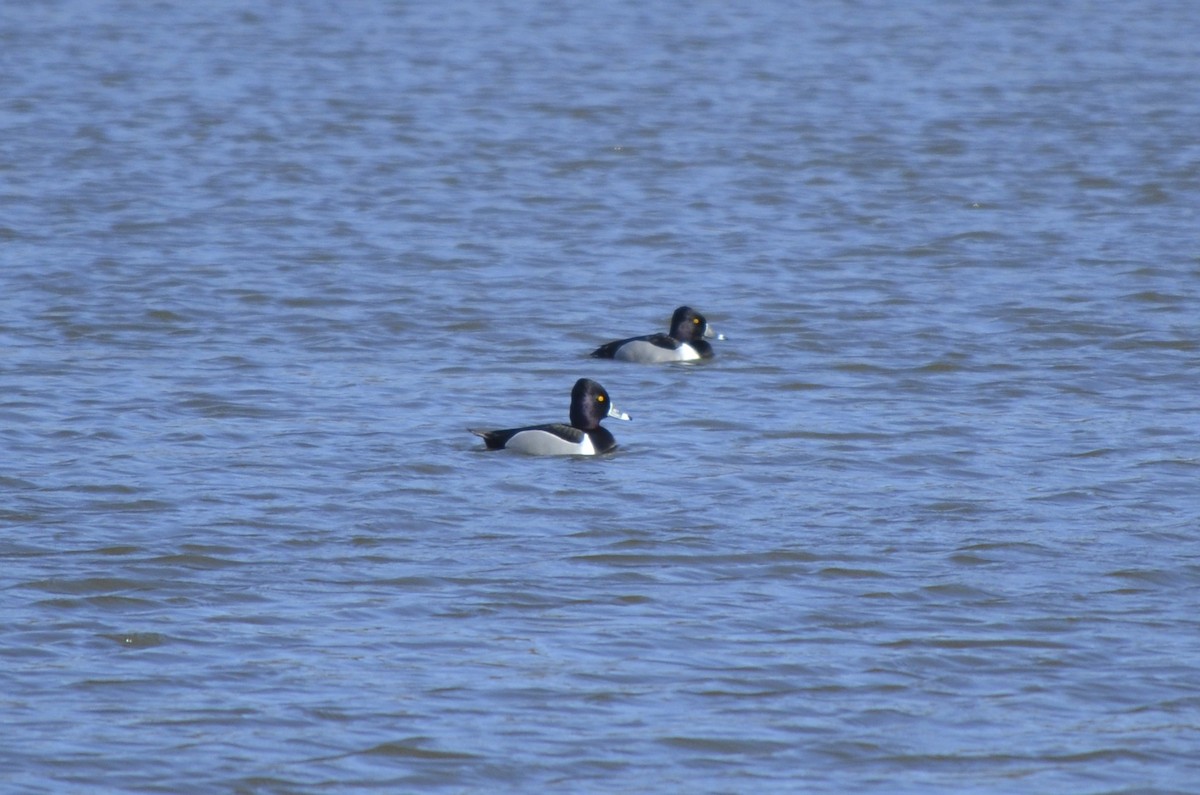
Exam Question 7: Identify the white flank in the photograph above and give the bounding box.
[613,340,698,363]
[504,430,596,456]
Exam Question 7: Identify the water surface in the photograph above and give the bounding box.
[2,1,1199,792]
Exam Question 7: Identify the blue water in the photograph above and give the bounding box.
[3,1,1199,792]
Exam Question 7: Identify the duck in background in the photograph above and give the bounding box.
[590,306,724,363]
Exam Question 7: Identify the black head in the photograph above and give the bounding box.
[668,306,709,342]
[569,378,629,429]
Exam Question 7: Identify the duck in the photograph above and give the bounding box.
[590,305,723,363]
[470,378,630,455]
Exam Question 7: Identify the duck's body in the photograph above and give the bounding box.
[472,422,612,455]
[471,378,629,456]
[591,306,721,363]
[591,333,712,363]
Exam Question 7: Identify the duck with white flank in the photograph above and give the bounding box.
[470,378,630,455]
[590,306,723,363]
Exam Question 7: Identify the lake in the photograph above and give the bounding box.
[2,1,1198,792]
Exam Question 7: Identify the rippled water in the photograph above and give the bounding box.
[3,1,1199,792]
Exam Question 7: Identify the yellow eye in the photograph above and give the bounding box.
[693,317,701,324]
[597,394,605,402]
